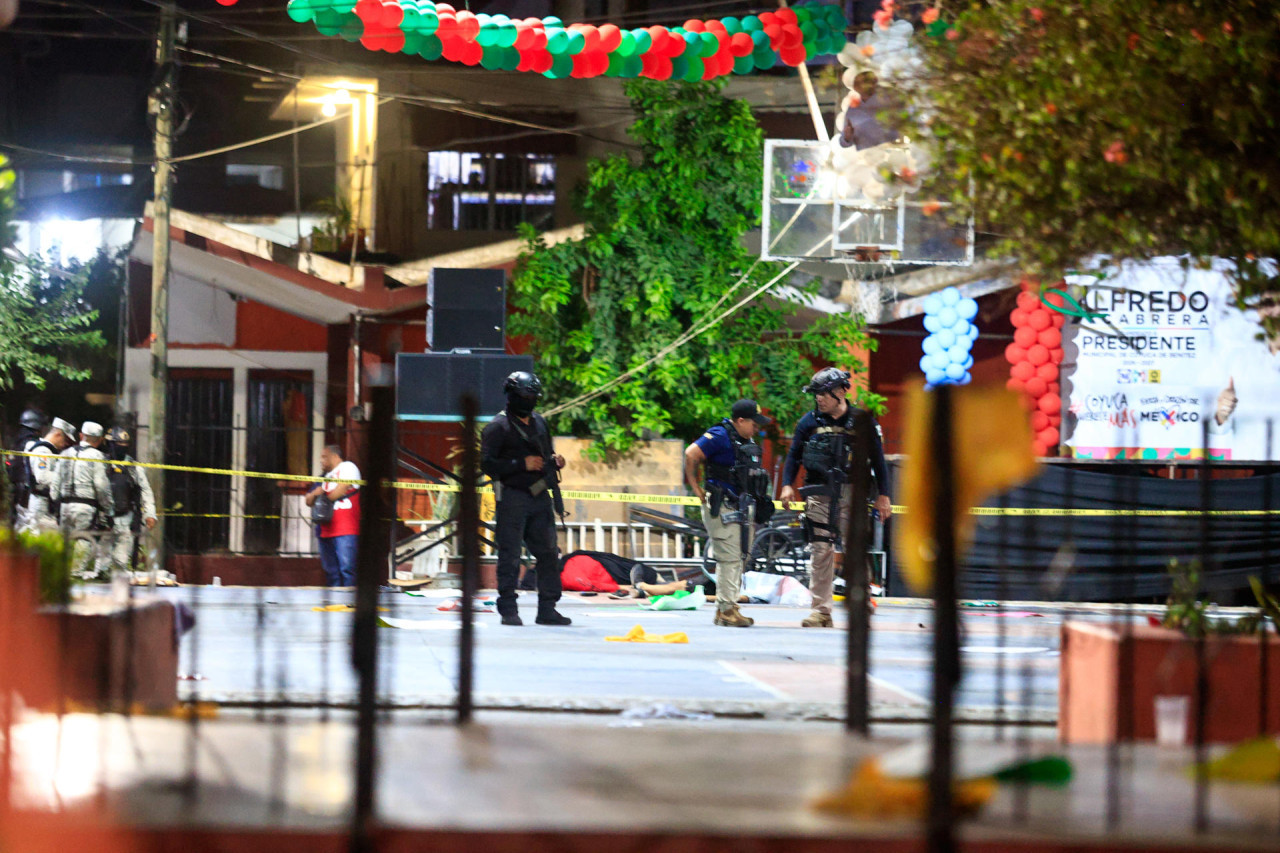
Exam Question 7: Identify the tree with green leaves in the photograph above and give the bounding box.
[511,80,881,457]
[906,0,1280,324]
[0,154,106,393]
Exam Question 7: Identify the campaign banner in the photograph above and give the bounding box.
[1060,258,1280,462]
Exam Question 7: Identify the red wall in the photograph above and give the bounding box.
[235,300,328,351]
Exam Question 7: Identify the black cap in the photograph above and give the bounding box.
[730,399,770,426]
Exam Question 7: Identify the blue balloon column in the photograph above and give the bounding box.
[919,286,979,387]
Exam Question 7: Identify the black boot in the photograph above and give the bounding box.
[535,605,571,626]
[497,605,522,626]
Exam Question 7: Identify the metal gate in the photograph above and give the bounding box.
[243,370,314,554]
[164,370,234,553]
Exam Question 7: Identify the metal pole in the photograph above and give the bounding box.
[843,410,873,734]
[147,3,176,571]
[457,395,479,725]
[351,384,392,853]
[927,385,958,853]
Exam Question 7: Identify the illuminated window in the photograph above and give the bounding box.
[426,152,555,231]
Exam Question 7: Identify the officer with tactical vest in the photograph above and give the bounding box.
[479,371,572,627]
[780,368,891,628]
[8,407,48,526]
[684,399,772,627]
[17,416,77,532]
[103,426,157,571]
[53,421,114,537]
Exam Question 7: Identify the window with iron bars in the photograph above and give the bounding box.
[426,151,555,231]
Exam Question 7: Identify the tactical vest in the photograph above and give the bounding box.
[704,419,750,489]
[109,460,140,517]
[801,409,859,481]
[25,439,57,496]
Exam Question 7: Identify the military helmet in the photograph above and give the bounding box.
[19,408,48,431]
[803,367,851,395]
[503,371,542,399]
[107,426,132,444]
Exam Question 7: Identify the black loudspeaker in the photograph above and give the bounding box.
[427,267,506,351]
[395,352,535,421]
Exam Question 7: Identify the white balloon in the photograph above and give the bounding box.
[923,314,941,333]
[937,307,958,328]
[958,297,979,320]
[923,293,943,315]
[934,328,956,349]
[941,286,961,306]
[922,336,940,355]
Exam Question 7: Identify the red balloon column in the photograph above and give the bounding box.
[1004,282,1065,457]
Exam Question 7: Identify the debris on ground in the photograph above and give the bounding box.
[605,624,689,644]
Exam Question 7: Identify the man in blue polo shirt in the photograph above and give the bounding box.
[683,399,770,627]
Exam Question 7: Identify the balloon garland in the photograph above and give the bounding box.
[283,0,848,79]
[919,286,978,388]
[1004,282,1065,456]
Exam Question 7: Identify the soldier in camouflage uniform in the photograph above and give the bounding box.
[103,426,156,572]
[53,421,114,578]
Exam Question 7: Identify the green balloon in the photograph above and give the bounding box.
[683,56,704,81]
[549,52,574,77]
[339,16,363,41]
[419,33,443,59]
[798,22,816,41]
[543,15,563,26]
[502,47,522,69]
[477,23,497,47]
[480,44,503,69]
[698,31,718,57]
[566,30,585,55]
[623,54,643,77]
[670,54,688,78]
[616,31,636,56]
[606,53,624,76]
[401,31,425,53]
[750,30,769,49]
[314,8,344,29]
[741,15,762,32]
[631,29,651,53]
[331,0,356,12]
[733,53,754,74]
[722,16,741,34]
[498,23,518,47]
[752,46,775,68]
[287,0,314,24]
[794,6,812,23]
[418,10,438,34]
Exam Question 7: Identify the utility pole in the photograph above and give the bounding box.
[148,3,177,572]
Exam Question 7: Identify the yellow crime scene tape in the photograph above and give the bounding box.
[6,449,1280,519]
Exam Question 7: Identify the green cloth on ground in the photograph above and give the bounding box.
[641,586,704,611]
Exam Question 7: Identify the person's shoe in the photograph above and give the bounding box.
[535,607,572,626]
[801,611,834,628]
[714,605,754,627]
[498,609,523,626]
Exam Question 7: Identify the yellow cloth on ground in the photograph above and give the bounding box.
[811,758,996,818]
[896,382,1038,596]
[312,604,389,613]
[604,624,689,644]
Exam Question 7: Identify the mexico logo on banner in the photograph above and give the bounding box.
[1060,258,1280,462]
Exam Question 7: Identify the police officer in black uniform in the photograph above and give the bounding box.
[779,368,891,628]
[8,408,47,525]
[104,426,157,572]
[479,371,572,627]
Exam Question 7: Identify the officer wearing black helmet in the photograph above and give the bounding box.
[779,367,891,628]
[17,415,77,532]
[479,371,572,627]
[8,407,48,525]
[104,426,157,572]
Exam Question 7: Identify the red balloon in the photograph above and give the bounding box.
[215,0,238,5]
[1028,309,1052,331]
[441,35,463,60]
[1051,312,1065,329]
[382,29,405,51]
[1027,344,1050,366]
[1037,426,1059,446]
[1011,361,1035,382]
[436,13,457,38]
[706,20,728,36]
[781,25,804,49]
[514,24,536,50]
[1015,290,1039,311]
[1004,343,1027,364]
[683,18,706,32]
[379,1,404,28]
[1031,411,1050,431]
[1036,362,1058,382]
[455,10,479,40]
[1024,377,1047,398]
[1050,347,1064,365]
[458,38,483,64]
[599,23,622,51]
[1013,326,1037,348]
[532,50,554,73]
[779,44,807,66]
[516,51,533,72]
[1033,442,1049,457]
[1006,377,1026,394]
[1048,413,1062,427]
[702,59,718,80]
[775,7,798,25]
[1042,289,1067,310]
[1047,382,1059,395]
[650,55,673,80]
[758,11,779,26]
[1010,308,1029,327]
[646,25,667,53]
[764,23,784,48]
[729,32,754,56]
[578,24,601,52]
[1038,327,1062,348]
[354,0,380,22]
[435,3,454,11]
[1038,394,1061,415]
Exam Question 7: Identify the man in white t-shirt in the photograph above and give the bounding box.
[1210,293,1280,460]
[305,444,362,587]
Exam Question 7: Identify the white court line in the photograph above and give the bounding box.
[868,673,930,706]
[717,661,791,700]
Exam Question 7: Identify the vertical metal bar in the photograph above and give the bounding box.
[994,493,1008,744]
[457,395,480,726]
[1262,421,1273,737]
[351,385,392,853]
[844,410,873,734]
[927,385,958,853]
[1194,421,1211,834]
